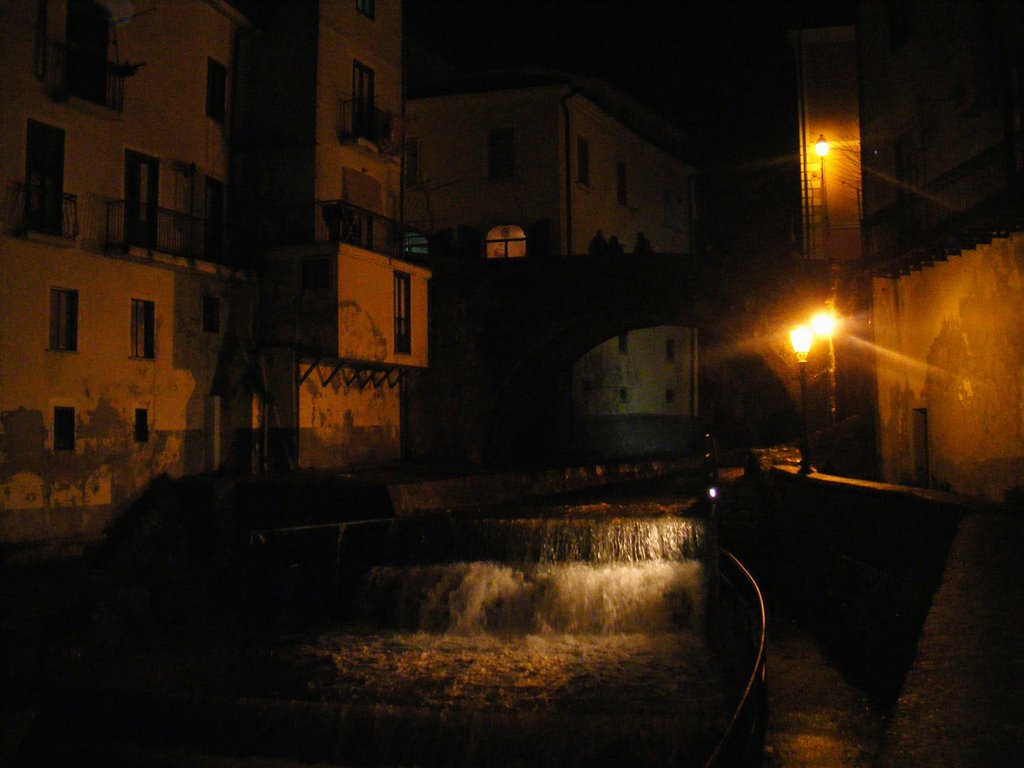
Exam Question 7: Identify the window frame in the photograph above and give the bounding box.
[488,127,515,180]
[616,161,628,207]
[134,407,149,443]
[404,136,421,187]
[206,57,227,123]
[393,270,411,355]
[356,0,375,19]
[202,295,221,333]
[576,135,590,185]
[130,298,155,359]
[49,287,78,351]
[53,406,75,451]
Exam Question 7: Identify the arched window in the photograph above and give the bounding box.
[485,224,527,259]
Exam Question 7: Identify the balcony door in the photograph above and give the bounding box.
[352,61,375,140]
[25,120,65,235]
[66,0,109,104]
[125,150,159,248]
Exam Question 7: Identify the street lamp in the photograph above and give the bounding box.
[811,309,838,427]
[814,134,830,259]
[790,325,813,474]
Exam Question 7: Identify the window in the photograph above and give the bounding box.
[206,58,227,122]
[66,0,110,105]
[25,120,66,236]
[665,338,675,361]
[577,136,590,185]
[131,298,155,359]
[618,333,628,354]
[356,0,375,19]
[125,151,159,248]
[666,388,676,404]
[134,408,149,443]
[488,127,515,179]
[49,288,78,351]
[394,271,411,354]
[204,176,224,260]
[352,61,376,139]
[301,258,331,290]
[404,136,421,187]
[887,0,913,51]
[54,406,75,451]
[619,388,628,403]
[202,295,220,333]
[616,162,628,206]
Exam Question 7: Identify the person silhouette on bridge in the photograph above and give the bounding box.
[607,235,624,256]
[633,231,653,257]
[588,229,607,257]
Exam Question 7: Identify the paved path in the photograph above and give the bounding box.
[763,615,888,767]
[876,512,1024,767]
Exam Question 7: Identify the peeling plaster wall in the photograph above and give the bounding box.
[873,233,1024,499]
[297,372,400,468]
[0,240,253,543]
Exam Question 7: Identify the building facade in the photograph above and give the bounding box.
[859,0,1024,498]
[572,326,699,459]
[403,73,699,462]
[232,0,429,471]
[0,0,254,546]
[404,74,695,260]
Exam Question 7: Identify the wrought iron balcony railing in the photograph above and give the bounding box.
[40,42,127,111]
[16,182,79,239]
[863,137,1024,268]
[250,199,428,263]
[106,201,228,264]
[337,99,394,145]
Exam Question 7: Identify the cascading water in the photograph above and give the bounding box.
[267,515,732,767]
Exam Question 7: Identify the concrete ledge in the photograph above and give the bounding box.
[387,458,698,516]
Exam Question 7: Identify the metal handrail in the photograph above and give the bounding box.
[42,41,126,111]
[253,198,429,263]
[16,182,79,238]
[705,549,768,767]
[337,98,395,145]
[106,200,228,264]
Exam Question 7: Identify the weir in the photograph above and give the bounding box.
[249,514,736,767]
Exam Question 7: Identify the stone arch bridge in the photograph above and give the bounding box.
[407,252,804,466]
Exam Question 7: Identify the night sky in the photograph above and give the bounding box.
[407,0,857,169]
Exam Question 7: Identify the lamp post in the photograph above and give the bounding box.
[811,310,837,427]
[814,134,829,259]
[790,325,813,474]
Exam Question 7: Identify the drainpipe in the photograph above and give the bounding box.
[561,88,577,256]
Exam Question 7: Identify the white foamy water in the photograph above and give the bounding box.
[356,559,705,634]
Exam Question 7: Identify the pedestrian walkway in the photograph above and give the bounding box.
[763,616,888,767]
[876,512,1024,767]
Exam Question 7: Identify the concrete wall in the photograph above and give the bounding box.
[0,0,252,545]
[873,233,1024,499]
[0,240,253,542]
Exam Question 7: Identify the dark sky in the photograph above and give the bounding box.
[406,0,856,168]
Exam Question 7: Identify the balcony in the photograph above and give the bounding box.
[106,201,228,264]
[337,99,395,147]
[255,199,428,263]
[863,137,1024,271]
[15,182,79,239]
[40,42,128,111]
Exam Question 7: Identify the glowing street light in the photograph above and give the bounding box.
[814,134,829,157]
[790,325,813,474]
[811,310,838,426]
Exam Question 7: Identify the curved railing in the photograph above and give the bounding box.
[705,549,767,767]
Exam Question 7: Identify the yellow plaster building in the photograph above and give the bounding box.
[0,0,254,546]
[232,0,430,471]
